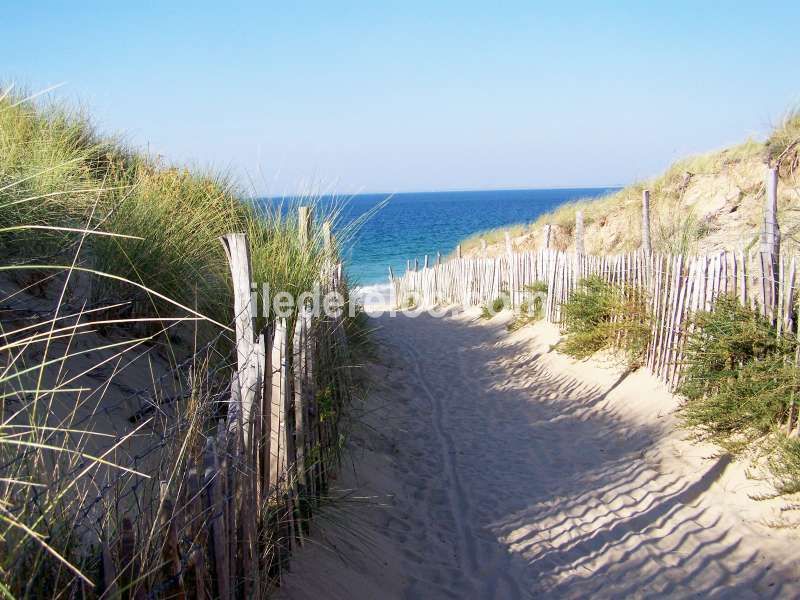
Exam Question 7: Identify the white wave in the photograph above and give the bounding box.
[352,282,394,307]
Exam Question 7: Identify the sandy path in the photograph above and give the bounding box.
[277,308,799,599]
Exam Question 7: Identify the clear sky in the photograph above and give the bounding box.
[3,1,799,195]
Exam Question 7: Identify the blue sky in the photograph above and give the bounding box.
[4,1,799,194]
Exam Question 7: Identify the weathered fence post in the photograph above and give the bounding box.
[760,167,781,319]
[292,310,308,535]
[436,251,441,266]
[414,258,419,271]
[575,211,585,255]
[322,220,332,254]
[220,234,258,449]
[101,529,118,598]
[269,319,289,491]
[268,317,294,569]
[542,224,551,249]
[298,206,311,249]
[456,244,462,259]
[641,190,652,255]
[158,482,186,599]
[204,437,229,600]
[388,266,394,280]
[424,255,429,269]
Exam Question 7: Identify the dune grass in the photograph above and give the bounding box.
[479,294,510,319]
[507,282,548,331]
[457,223,527,255]
[0,87,363,595]
[515,139,762,255]
[765,107,800,172]
[0,88,353,332]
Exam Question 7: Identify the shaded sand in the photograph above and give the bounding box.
[277,307,799,599]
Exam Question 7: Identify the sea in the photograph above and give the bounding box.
[260,187,616,303]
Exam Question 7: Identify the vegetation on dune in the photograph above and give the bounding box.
[0,88,342,331]
[457,223,527,256]
[771,436,800,494]
[558,276,650,368]
[0,88,363,595]
[678,296,799,442]
[507,281,548,331]
[480,293,511,319]
[677,295,800,492]
[559,281,800,492]
[456,107,800,257]
[765,108,800,173]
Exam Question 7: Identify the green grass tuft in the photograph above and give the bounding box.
[481,294,510,319]
[770,435,800,494]
[507,282,548,331]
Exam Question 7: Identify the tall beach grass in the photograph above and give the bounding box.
[0,86,363,596]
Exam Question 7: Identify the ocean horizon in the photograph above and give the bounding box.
[261,186,616,299]
[256,186,620,301]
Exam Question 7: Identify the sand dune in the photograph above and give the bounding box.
[277,308,799,599]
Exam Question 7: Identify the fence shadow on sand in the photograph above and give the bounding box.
[373,309,796,599]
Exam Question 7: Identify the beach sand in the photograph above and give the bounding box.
[276,307,799,599]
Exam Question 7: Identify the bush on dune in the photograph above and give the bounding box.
[559,276,650,368]
[678,295,798,452]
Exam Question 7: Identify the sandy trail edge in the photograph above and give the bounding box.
[276,307,799,599]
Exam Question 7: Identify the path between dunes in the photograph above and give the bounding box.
[277,308,799,599]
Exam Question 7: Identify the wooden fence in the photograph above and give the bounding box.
[100,216,352,598]
[392,247,796,391]
[392,166,792,394]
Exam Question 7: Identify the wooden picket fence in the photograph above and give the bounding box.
[392,247,797,392]
[393,166,792,395]
[100,223,352,598]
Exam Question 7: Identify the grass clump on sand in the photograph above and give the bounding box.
[559,276,650,368]
[765,108,800,173]
[507,281,548,331]
[678,296,798,452]
[481,294,510,319]
[770,436,800,494]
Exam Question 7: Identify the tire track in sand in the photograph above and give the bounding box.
[397,333,525,600]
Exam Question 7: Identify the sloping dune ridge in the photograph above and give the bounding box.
[459,113,800,259]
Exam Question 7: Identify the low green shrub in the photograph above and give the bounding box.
[559,276,650,367]
[492,295,508,313]
[679,295,798,452]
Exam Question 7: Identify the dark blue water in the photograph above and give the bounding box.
[334,188,615,287]
[259,187,616,292]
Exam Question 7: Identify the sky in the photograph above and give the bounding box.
[3,1,799,195]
